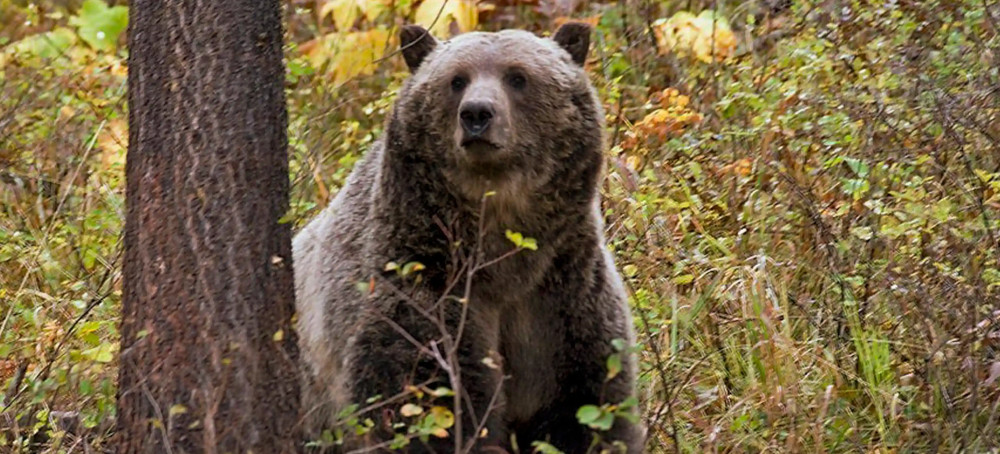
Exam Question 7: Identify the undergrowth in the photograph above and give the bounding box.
[1,0,998,452]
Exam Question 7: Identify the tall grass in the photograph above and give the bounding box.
[2,0,998,452]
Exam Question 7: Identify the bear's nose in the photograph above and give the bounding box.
[459,101,495,137]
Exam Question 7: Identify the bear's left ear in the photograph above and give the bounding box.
[552,22,591,66]
[400,25,438,73]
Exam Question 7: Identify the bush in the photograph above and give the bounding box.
[2,0,997,451]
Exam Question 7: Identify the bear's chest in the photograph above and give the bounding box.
[469,230,554,293]
[495,293,561,423]
[459,229,566,420]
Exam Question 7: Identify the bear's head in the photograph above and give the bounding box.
[390,23,603,207]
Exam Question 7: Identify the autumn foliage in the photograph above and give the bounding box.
[2,0,1000,452]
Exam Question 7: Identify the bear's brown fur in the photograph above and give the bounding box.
[294,23,643,452]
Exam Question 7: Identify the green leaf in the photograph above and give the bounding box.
[606,354,622,380]
[591,411,615,431]
[401,261,425,276]
[277,210,296,224]
[79,379,93,395]
[7,27,78,59]
[850,226,874,241]
[614,408,640,424]
[531,441,566,454]
[505,230,538,251]
[390,433,410,449]
[82,343,114,363]
[505,230,524,246]
[355,281,370,295]
[69,0,129,52]
[337,403,361,419]
[672,274,694,285]
[428,386,454,397]
[83,247,99,269]
[617,396,639,410]
[844,157,870,178]
[575,405,602,424]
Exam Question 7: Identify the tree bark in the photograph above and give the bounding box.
[117,1,300,452]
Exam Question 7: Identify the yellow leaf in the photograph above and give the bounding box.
[357,0,390,22]
[59,105,76,121]
[974,168,993,183]
[652,10,736,62]
[672,274,694,285]
[303,28,393,86]
[428,406,455,429]
[404,384,425,399]
[320,0,359,31]
[320,0,391,30]
[97,118,127,168]
[400,403,424,417]
[733,158,752,177]
[414,0,479,36]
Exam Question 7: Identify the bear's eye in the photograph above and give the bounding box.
[507,73,527,90]
[450,76,467,92]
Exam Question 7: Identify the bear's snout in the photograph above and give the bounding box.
[459,100,495,137]
[454,77,510,153]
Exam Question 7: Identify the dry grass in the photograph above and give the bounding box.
[2,0,999,452]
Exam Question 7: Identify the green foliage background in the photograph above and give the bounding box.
[1,0,999,452]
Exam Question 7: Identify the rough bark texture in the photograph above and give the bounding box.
[117,1,300,452]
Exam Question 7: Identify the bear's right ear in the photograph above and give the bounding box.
[400,25,438,73]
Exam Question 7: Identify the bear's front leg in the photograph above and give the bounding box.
[348,296,508,453]
[510,288,643,454]
[513,386,640,454]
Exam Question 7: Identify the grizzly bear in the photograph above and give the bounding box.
[293,23,643,453]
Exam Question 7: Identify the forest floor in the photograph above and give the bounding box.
[2,0,999,452]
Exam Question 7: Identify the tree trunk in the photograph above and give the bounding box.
[117,1,300,452]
